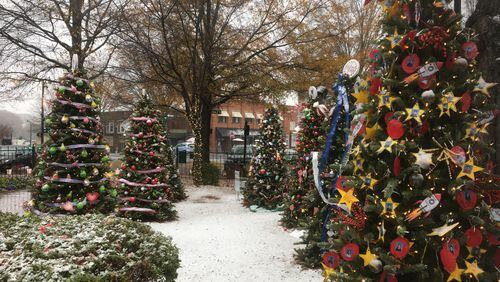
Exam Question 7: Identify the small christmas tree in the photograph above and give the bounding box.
[33,70,114,214]
[281,87,328,229]
[243,107,287,210]
[117,94,177,221]
[163,138,187,202]
[323,1,498,281]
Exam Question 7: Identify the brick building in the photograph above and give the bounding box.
[100,101,298,153]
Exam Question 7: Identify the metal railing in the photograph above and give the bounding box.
[0,145,36,175]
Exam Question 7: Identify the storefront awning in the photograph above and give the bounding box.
[232,111,243,118]
[219,110,229,117]
[245,113,255,119]
[217,128,259,137]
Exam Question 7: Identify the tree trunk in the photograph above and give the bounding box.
[70,0,84,69]
[466,0,500,173]
[200,100,212,163]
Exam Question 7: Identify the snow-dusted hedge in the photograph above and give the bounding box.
[0,213,179,281]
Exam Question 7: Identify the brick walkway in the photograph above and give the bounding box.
[0,190,31,215]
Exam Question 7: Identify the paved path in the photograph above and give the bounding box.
[0,189,30,215]
[150,186,322,282]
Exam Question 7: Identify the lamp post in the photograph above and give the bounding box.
[40,81,45,144]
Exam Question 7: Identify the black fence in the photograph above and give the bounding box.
[0,145,36,175]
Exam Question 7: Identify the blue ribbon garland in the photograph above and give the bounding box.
[317,74,352,245]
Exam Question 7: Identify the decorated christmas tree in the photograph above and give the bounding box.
[243,107,287,210]
[117,94,177,221]
[322,1,498,281]
[163,138,187,202]
[295,72,359,267]
[281,87,328,229]
[33,69,114,214]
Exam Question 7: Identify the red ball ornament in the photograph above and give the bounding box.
[131,165,137,171]
[440,243,457,273]
[322,251,340,269]
[336,176,350,192]
[387,119,404,139]
[445,239,460,258]
[146,119,153,126]
[379,271,398,282]
[461,41,478,60]
[149,151,155,157]
[138,133,144,138]
[340,243,359,261]
[465,227,483,247]
[456,189,477,211]
[129,197,136,203]
[390,237,410,259]
[402,54,420,74]
[259,169,266,175]
[450,146,466,166]
[152,178,158,185]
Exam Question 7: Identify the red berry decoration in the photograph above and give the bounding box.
[259,169,266,175]
[456,189,477,211]
[340,243,359,261]
[461,41,478,60]
[402,54,420,74]
[387,119,404,139]
[152,178,159,185]
[390,237,410,259]
[465,227,483,247]
[322,251,340,269]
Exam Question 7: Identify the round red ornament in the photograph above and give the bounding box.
[402,54,420,74]
[450,146,466,166]
[336,176,350,192]
[146,119,153,126]
[379,271,398,282]
[461,41,478,60]
[456,189,477,211]
[259,169,266,175]
[322,251,340,269]
[390,237,410,259]
[440,244,457,273]
[465,227,483,247]
[445,239,460,258]
[149,151,155,157]
[340,243,359,261]
[387,119,405,139]
[129,197,136,203]
[131,165,137,171]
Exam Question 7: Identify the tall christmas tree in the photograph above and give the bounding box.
[322,1,498,281]
[281,87,328,229]
[295,74,358,267]
[117,94,177,221]
[243,107,287,210]
[163,138,187,202]
[33,70,114,214]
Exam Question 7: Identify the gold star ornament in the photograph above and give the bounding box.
[361,173,378,190]
[377,137,397,154]
[386,29,402,49]
[412,148,435,169]
[337,189,359,211]
[447,266,464,282]
[465,123,489,141]
[457,159,483,180]
[473,76,497,96]
[378,92,395,109]
[364,123,379,141]
[353,156,365,173]
[439,92,460,117]
[353,89,370,105]
[464,260,484,281]
[380,198,398,217]
[427,222,459,237]
[360,247,378,267]
[405,103,424,124]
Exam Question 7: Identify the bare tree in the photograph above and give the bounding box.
[115,0,331,184]
[0,0,127,99]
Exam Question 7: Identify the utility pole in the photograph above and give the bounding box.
[40,81,45,144]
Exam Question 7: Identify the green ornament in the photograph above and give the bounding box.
[41,183,50,192]
[45,118,52,126]
[101,155,110,162]
[58,86,66,93]
[80,149,88,158]
[79,169,87,178]
[76,202,85,209]
[99,185,106,193]
[49,146,57,155]
[110,189,118,197]
[76,79,84,87]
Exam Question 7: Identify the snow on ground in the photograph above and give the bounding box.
[149,185,322,282]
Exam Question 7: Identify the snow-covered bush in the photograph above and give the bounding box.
[0,213,179,281]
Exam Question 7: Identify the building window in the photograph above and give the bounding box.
[117,120,127,134]
[218,116,227,123]
[245,118,253,124]
[232,117,241,124]
[106,121,114,134]
[289,121,296,131]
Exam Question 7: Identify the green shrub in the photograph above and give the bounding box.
[0,175,35,192]
[201,162,220,186]
[0,212,180,281]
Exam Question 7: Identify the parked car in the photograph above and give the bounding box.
[0,146,34,173]
[223,145,255,178]
[174,142,194,153]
